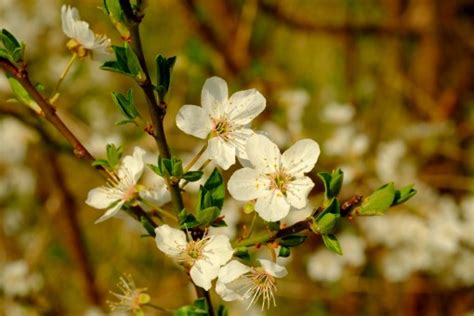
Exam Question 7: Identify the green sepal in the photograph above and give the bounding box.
[196,169,225,211]
[278,246,291,257]
[279,235,307,247]
[103,0,130,38]
[155,55,176,101]
[322,233,342,255]
[392,184,417,206]
[312,198,340,234]
[318,169,344,201]
[353,183,396,216]
[182,171,203,182]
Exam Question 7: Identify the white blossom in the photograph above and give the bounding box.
[216,259,287,310]
[228,134,320,222]
[176,77,266,170]
[154,225,233,290]
[61,5,111,61]
[321,102,355,124]
[86,147,169,223]
[307,249,344,282]
[0,260,43,297]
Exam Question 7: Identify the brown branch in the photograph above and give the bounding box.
[259,1,420,37]
[0,57,158,229]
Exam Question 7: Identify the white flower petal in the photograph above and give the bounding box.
[86,187,121,209]
[120,147,146,183]
[203,235,234,266]
[226,89,266,125]
[228,168,267,201]
[154,225,187,257]
[94,200,124,224]
[201,77,228,117]
[258,259,288,278]
[218,260,251,284]
[281,139,320,175]
[285,177,314,209]
[227,127,254,160]
[190,259,219,290]
[255,190,290,222]
[139,187,170,208]
[176,105,212,139]
[207,137,235,170]
[246,134,280,173]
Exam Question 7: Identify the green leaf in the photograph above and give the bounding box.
[322,234,342,255]
[0,29,24,62]
[125,43,145,82]
[318,169,344,200]
[112,89,139,120]
[196,207,220,226]
[101,44,144,81]
[182,171,203,182]
[173,298,208,316]
[312,198,340,234]
[353,183,396,216]
[171,157,183,177]
[279,235,307,247]
[203,168,225,209]
[155,55,176,101]
[92,159,110,169]
[233,247,250,260]
[193,298,208,311]
[106,144,123,168]
[148,163,163,176]
[7,75,41,112]
[393,184,417,206]
[278,246,291,257]
[217,305,228,316]
[178,209,200,229]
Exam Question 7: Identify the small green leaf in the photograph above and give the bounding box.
[312,198,340,234]
[106,144,123,169]
[217,305,228,316]
[125,43,145,82]
[196,207,220,226]
[148,163,163,176]
[353,183,396,216]
[318,169,344,200]
[140,216,156,237]
[171,157,183,177]
[233,247,250,260]
[393,184,417,206]
[278,246,291,257]
[322,234,342,255]
[279,235,307,247]
[155,55,177,101]
[0,29,24,62]
[203,168,225,209]
[178,209,200,229]
[112,89,139,120]
[92,159,110,169]
[7,75,41,112]
[101,44,144,81]
[182,171,203,182]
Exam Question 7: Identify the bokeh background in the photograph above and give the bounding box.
[1,0,473,315]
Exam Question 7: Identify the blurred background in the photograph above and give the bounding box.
[0,0,473,315]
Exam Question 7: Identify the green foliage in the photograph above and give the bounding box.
[178,209,200,229]
[103,0,130,38]
[318,169,344,201]
[278,246,291,257]
[182,171,204,182]
[174,298,209,316]
[280,235,307,247]
[155,55,176,101]
[234,246,250,260]
[6,75,40,112]
[140,216,156,237]
[393,184,417,205]
[192,169,225,227]
[149,156,183,178]
[195,207,220,226]
[0,29,24,63]
[101,44,145,82]
[217,305,228,316]
[322,233,342,255]
[312,198,341,234]
[92,144,123,171]
[112,89,140,125]
[353,183,396,216]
